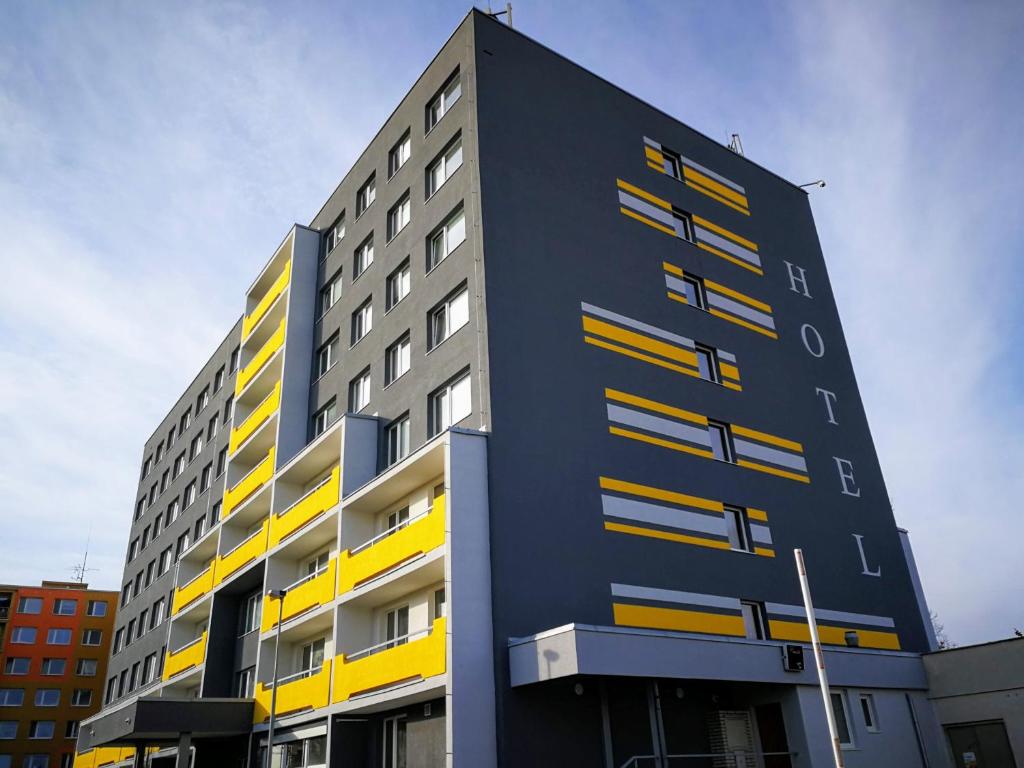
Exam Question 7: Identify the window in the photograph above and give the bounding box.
[65,720,79,739]
[151,598,166,629]
[351,299,372,345]
[859,693,879,732]
[326,212,345,255]
[300,638,326,673]
[167,497,180,523]
[128,538,139,562]
[661,147,683,180]
[17,597,41,614]
[141,456,152,479]
[158,547,172,576]
[82,628,102,646]
[71,689,92,707]
[207,414,218,441]
[133,571,143,595]
[382,717,407,768]
[155,441,164,461]
[240,592,261,635]
[214,366,225,392]
[41,659,65,676]
[426,135,463,197]
[0,721,15,739]
[137,610,148,638]
[53,599,77,616]
[153,512,163,537]
[117,669,127,697]
[211,501,223,522]
[23,757,49,768]
[385,260,411,311]
[189,433,203,462]
[725,506,754,553]
[708,421,735,463]
[312,399,337,438]
[316,334,340,378]
[387,193,411,242]
[176,532,191,559]
[740,600,768,640]
[0,690,24,707]
[428,370,471,437]
[306,551,330,576]
[148,483,157,506]
[180,407,192,433]
[428,286,469,349]
[216,446,228,477]
[385,334,411,386]
[184,480,197,508]
[320,270,342,316]
[120,584,131,608]
[129,662,140,692]
[356,174,376,217]
[76,659,98,677]
[167,424,177,447]
[196,386,209,413]
[135,498,146,521]
[384,606,409,648]
[229,346,240,373]
[141,525,151,550]
[160,469,169,493]
[223,396,234,424]
[235,667,255,698]
[434,587,446,619]
[200,463,213,493]
[388,131,411,178]
[11,627,36,644]
[348,369,371,413]
[3,659,28,675]
[426,70,461,131]
[125,619,136,646]
[141,653,156,686]
[28,721,54,739]
[353,235,374,278]
[35,689,59,707]
[427,206,466,271]
[385,415,410,466]
[695,344,720,383]
[830,691,854,747]
[672,206,694,242]
[172,452,186,479]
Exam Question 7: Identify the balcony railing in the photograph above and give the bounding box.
[216,518,269,584]
[261,558,337,633]
[337,494,445,594]
[235,318,286,395]
[222,446,276,518]
[162,631,207,680]
[269,467,340,547]
[228,381,281,454]
[242,259,291,340]
[332,617,445,702]
[254,659,332,723]
[172,562,216,614]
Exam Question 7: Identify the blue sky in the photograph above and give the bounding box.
[1,1,1021,645]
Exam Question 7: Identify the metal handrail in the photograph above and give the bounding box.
[232,386,278,436]
[221,525,264,557]
[177,562,213,590]
[267,663,323,689]
[278,474,334,518]
[345,625,433,662]
[620,752,798,768]
[350,509,429,555]
[281,564,329,592]
[229,450,272,489]
[170,634,204,655]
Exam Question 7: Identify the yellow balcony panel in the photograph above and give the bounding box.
[229,382,281,455]
[254,660,332,723]
[242,259,291,340]
[217,518,270,584]
[74,747,137,768]
[261,559,337,634]
[163,631,207,680]
[172,562,216,614]
[235,319,286,396]
[332,617,446,703]
[270,467,341,547]
[337,494,445,594]
[223,447,276,519]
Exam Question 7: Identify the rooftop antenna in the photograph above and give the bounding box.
[70,529,99,584]
[486,3,513,27]
[727,133,745,156]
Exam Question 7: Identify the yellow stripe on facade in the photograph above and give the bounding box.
[704,279,773,313]
[604,521,732,551]
[667,291,689,306]
[609,427,715,460]
[736,459,811,484]
[746,508,769,522]
[719,362,741,381]
[605,389,709,425]
[722,381,743,392]
[731,425,804,453]
[696,242,764,275]
[691,215,759,252]
[584,337,698,379]
[682,166,749,208]
[616,179,672,210]
[620,206,676,237]
[767,620,901,651]
[644,146,665,164]
[754,547,777,558]
[647,161,665,172]
[662,261,684,277]
[599,476,724,513]
[708,308,779,338]
[685,181,751,216]
[613,603,746,638]
[583,317,698,367]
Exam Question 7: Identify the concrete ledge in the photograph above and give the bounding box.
[77,697,254,750]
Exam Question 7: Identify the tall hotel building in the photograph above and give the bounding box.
[76,10,953,768]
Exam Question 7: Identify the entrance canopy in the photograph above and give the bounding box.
[78,697,254,751]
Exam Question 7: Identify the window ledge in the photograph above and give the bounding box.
[425,324,467,356]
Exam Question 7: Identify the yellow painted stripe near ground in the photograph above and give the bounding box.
[609,426,715,460]
[617,178,672,210]
[746,508,769,522]
[583,316,698,367]
[731,424,803,453]
[692,215,759,252]
[737,459,811,484]
[663,261,684,276]
[600,476,724,513]
[614,603,746,637]
[605,521,732,551]
[767,619,901,651]
[605,388,708,425]
[708,308,779,338]
[620,206,676,237]
[704,279,773,313]
[683,166,749,208]
[585,337,698,379]
[697,242,764,275]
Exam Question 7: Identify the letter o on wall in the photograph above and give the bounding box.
[800,323,825,358]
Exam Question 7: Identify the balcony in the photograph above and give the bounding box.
[242,259,291,341]
[172,562,217,615]
[270,467,340,547]
[262,559,337,633]
[235,318,286,396]
[163,632,207,680]
[73,747,137,768]
[254,660,332,723]
[216,518,270,585]
[338,494,445,594]
[229,382,280,455]
[223,447,276,519]
[332,617,446,702]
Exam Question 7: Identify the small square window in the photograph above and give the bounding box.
[708,421,735,463]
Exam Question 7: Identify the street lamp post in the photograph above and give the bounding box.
[265,588,287,768]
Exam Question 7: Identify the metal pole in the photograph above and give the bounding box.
[265,594,284,768]
[794,549,844,768]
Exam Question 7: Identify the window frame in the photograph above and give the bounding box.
[385,259,411,313]
[353,234,374,279]
[386,191,412,242]
[425,69,461,133]
[315,333,340,379]
[859,692,880,733]
[708,420,735,463]
[384,333,412,387]
[311,398,338,438]
[355,174,376,218]
[348,369,372,413]
[319,269,343,318]
[325,211,346,256]
[830,690,855,747]
[427,285,470,351]
[385,414,410,467]
[695,343,720,384]
[350,298,373,347]
[428,368,472,438]
[425,134,463,199]
[387,131,411,179]
[426,205,466,272]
